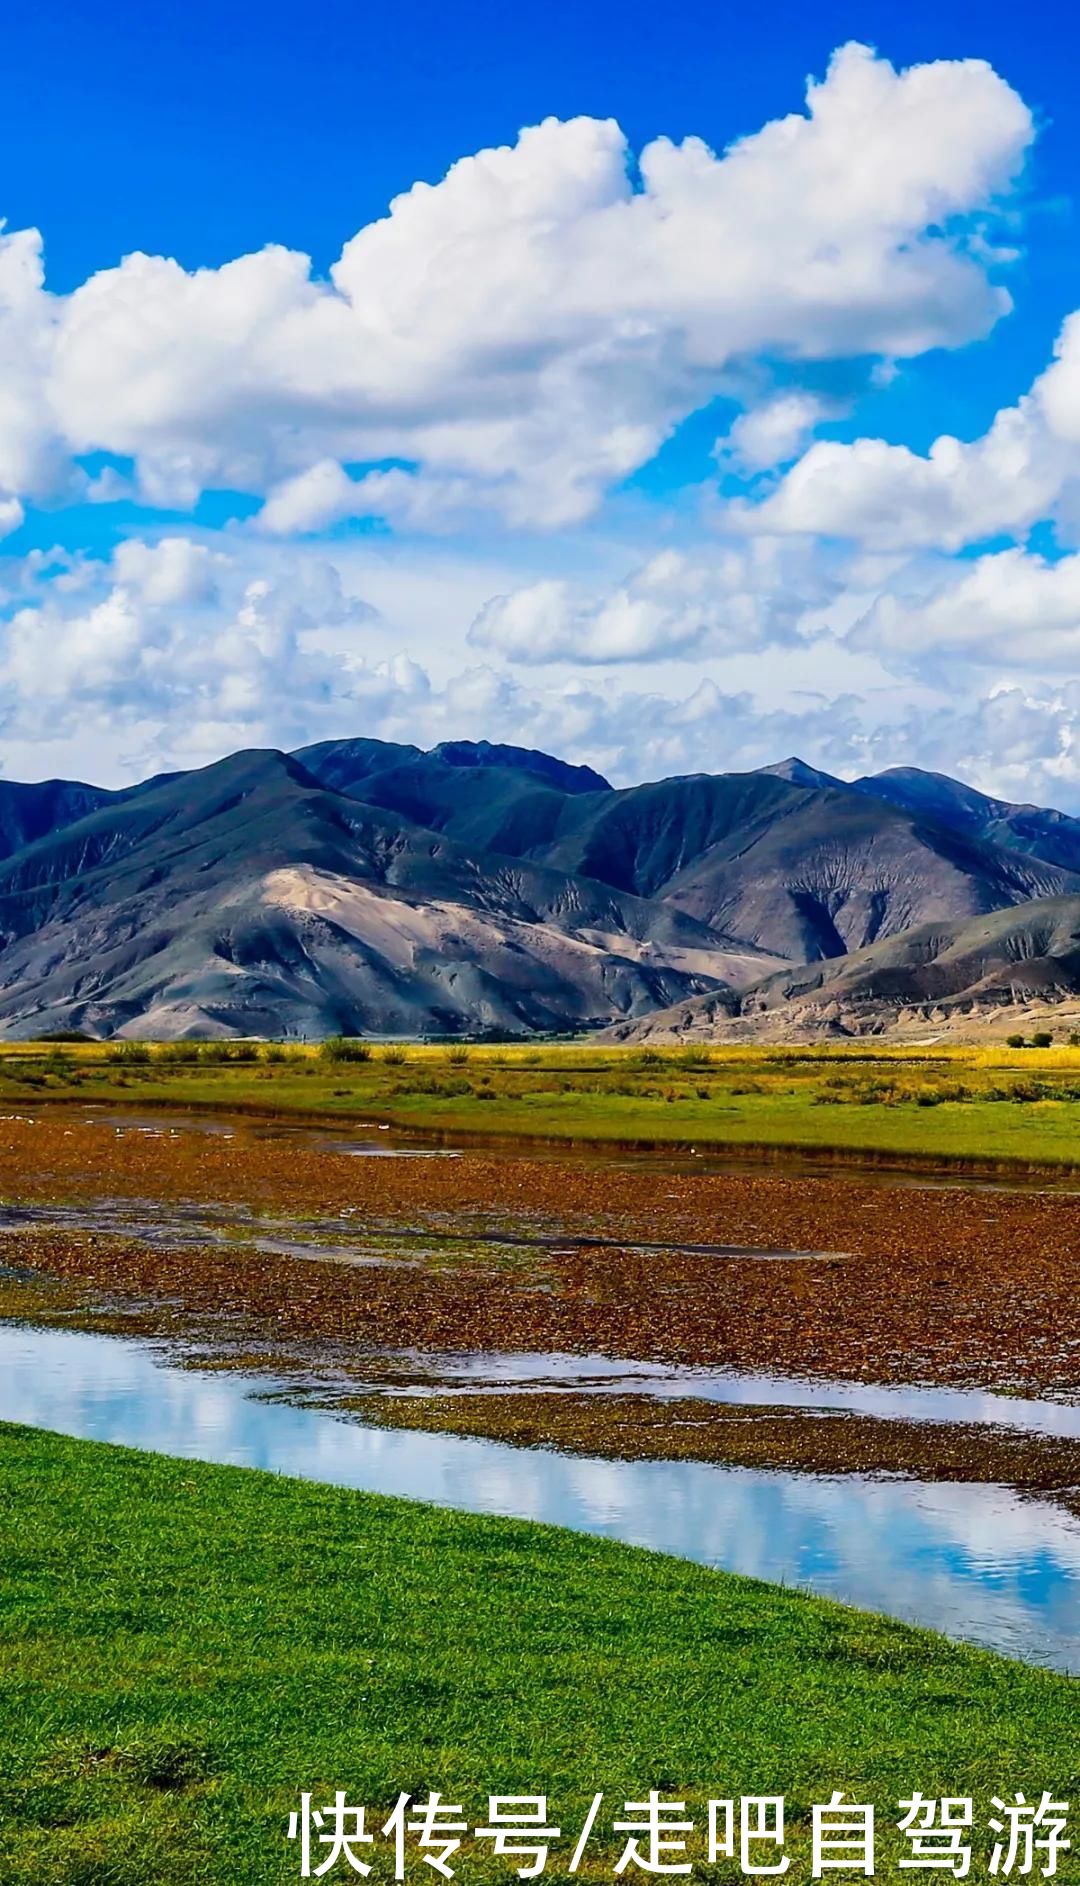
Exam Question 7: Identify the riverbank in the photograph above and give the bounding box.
[1,1423,1076,1886]
[7,1038,1080,1171]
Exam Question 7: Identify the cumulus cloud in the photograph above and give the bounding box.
[0,44,1034,532]
[740,299,1080,554]
[723,393,838,471]
[6,531,1080,807]
[851,545,1080,668]
[0,497,23,540]
[0,227,64,508]
[0,539,379,746]
[468,541,836,663]
[740,401,1068,550]
[224,661,1080,809]
[256,460,498,536]
[111,536,224,606]
[257,460,363,536]
[847,684,1080,804]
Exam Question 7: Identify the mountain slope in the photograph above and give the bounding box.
[288,736,424,794]
[0,750,773,1039]
[3,738,1080,1039]
[605,897,1080,1043]
[756,756,844,791]
[0,777,117,861]
[294,736,612,861]
[531,774,1080,959]
[745,896,1080,1015]
[295,745,1080,964]
[852,767,1080,875]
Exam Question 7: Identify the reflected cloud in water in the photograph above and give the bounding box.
[2,1323,1078,1673]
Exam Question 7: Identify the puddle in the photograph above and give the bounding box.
[0,1199,418,1271]
[0,1259,47,1283]
[420,1230,834,1261]
[85,1112,462,1159]
[1,1319,1078,1671]
[409,1352,1080,1438]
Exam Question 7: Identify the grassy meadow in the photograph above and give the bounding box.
[5,1035,1080,1166]
[1,1425,1076,1885]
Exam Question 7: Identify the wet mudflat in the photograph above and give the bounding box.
[0,1194,841,1266]
[8,1250,1080,1503]
[64,1104,1080,1185]
[3,1101,1080,1665]
[2,1105,1080,1391]
[351,1387,1080,1500]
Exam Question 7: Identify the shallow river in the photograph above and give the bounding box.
[3,1319,1079,1672]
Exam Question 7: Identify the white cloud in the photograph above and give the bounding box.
[740,401,1068,550]
[740,301,1080,555]
[111,536,223,606]
[7,532,1080,809]
[257,460,360,536]
[0,44,1034,533]
[0,226,63,508]
[846,684,1080,804]
[723,393,836,471]
[0,497,23,540]
[0,539,378,745]
[1028,307,1080,441]
[850,545,1080,668]
[304,666,1080,809]
[468,540,836,664]
[7,587,151,704]
[256,460,500,535]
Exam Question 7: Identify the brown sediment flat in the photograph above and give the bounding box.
[10,1266,1080,1520]
[339,1389,1080,1497]
[2,1112,1080,1393]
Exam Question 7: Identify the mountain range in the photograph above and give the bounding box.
[1,736,1080,1039]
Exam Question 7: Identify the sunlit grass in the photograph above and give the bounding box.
[1,1425,1076,1884]
[4,1039,1080,1166]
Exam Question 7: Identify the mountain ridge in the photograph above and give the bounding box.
[0,737,1078,1037]
[603,896,1080,1045]
[0,748,774,1039]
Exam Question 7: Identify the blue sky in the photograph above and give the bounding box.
[8,0,1078,441]
[3,1,1080,799]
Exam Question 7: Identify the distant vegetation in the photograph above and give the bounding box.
[319,1035,372,1063]
[2,1038,1080,1169]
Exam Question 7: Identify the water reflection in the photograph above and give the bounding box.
[67,1106,1080,1191]
[5,1188,1080,1448]
[1,1321,1078,1672]
[422,1350,1080,1438]
[85,1112,461,1157]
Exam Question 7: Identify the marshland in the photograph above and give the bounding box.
[3,1038,1080,1882]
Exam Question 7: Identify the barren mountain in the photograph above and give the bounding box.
[0,749,772,1039]
[0,736,1079,1038]
[520,772,1078,958]
[850,766,1080,875]
[309,747,1080,958]
[605,898,1080,1044]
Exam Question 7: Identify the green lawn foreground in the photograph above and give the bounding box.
[0,1426,1076,1884]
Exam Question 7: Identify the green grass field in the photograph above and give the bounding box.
[0,1425,1076,1885]
[8,1038,1080,1168]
